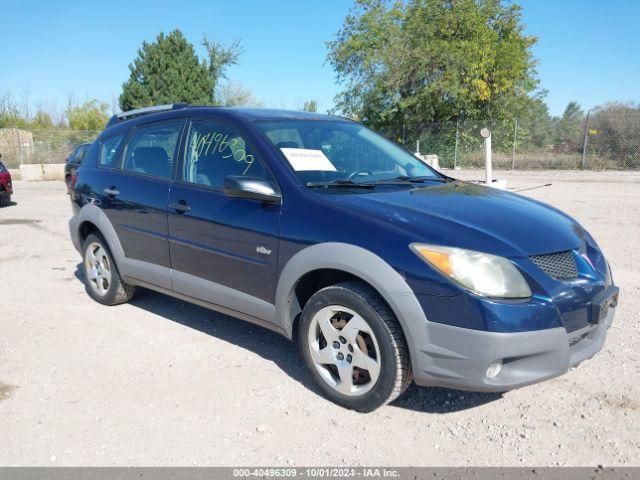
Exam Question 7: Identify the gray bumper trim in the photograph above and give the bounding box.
[413,307,615,392]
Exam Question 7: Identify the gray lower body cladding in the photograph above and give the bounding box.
[70,210,614,393]
[412,307,614,392]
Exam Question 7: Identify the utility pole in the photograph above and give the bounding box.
[581,110,591,170]
[511,117,518,169]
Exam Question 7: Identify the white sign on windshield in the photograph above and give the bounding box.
[280,148,337,172]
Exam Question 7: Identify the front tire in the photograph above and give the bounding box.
[0,195,10,207]
[298,281,412,412]
[83,233,136,305]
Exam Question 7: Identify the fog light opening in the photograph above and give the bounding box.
[486,360,503,379]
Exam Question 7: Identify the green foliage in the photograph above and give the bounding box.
[0,92,28,129]
[551,100,584,148]
[202,36,243,103]
[302,100,319,112]
[589,102,640,168]
[119,30,212,110]
[31,110,54,129]
[66,99,110,131]
[327,0,540,140]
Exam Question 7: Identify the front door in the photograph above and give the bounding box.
[168,118,280,322]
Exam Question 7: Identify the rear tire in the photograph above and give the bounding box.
[0,195,10,207]
[83,233,136,305]
[298,281,412,412]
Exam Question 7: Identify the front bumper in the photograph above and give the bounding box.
[412,290,616,392]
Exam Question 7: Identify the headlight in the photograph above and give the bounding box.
[410,243,532,298]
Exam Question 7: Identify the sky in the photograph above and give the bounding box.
[1,0,638,117]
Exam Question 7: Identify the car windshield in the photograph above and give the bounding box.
[256,120,440,186]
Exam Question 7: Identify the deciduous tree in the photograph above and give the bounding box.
[328,0,540,140]
[302,100,319,112]
[202,36,243,103]
[66,99,110,131]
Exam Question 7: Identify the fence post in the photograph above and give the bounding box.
[13,128,24,165]
[511,117,518,169]
[454,120,460,169]
[481,128,492,185]
[402,115,407,147]
[581,110,591,170]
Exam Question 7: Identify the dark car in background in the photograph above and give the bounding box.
[68,104,618,412]
[65,143,92,193]
[0,154,13,207]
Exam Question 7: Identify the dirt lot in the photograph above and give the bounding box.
[1,170,639,466]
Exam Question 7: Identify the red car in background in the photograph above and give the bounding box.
[0,154,13,207]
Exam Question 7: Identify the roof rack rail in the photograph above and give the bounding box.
[106,103,189,127]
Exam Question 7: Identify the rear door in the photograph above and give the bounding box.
[100,119,186,289]
[167,117,280,321]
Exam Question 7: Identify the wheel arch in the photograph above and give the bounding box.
[70,204,126,271]
[275,243,430,368]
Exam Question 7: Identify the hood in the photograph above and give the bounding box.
[330,181,586,258]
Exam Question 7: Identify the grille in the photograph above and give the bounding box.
[530,250,578,281]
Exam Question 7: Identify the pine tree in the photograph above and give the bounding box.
[119,30,212,111]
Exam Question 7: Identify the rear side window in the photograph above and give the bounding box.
[99,134,125,167]
[76,144,89,160]
[182,120,270,188]
[122,121,183,179]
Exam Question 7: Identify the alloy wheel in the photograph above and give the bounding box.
[84,242,112,296]
[307,305,381,396]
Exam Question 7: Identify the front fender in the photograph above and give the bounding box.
[275,242,431,370]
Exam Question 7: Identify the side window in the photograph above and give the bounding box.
[76,144,89,161]
[263,128,303,150]
[99,134,125,167]
[183,120,271,188]
[122,121,182,179]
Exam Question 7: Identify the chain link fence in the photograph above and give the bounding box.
[0,111,639,171]
[388,111,640,170]
[0,128,98,168]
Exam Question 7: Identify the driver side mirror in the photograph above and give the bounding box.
[223,176,281,204]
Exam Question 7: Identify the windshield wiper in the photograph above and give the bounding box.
[370,176,428,184]
[306,179,376,189]
[366,176,453,185]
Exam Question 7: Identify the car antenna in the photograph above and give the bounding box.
[513,183,552,192]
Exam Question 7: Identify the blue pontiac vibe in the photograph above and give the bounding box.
[69,105,618,411]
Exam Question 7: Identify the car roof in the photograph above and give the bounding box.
[104,105,352,132]
[218,107,348,122]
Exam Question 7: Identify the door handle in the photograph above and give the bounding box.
[103,187,119,196]
[170,200,190,213]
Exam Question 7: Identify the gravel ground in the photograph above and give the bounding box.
[0,170,639,466]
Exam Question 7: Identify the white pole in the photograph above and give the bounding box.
[481,128,492,185]
[415,139,420,155]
